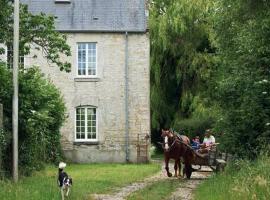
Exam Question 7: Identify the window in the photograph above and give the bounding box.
[75,106,97,141]
[77,43,97,77]
[7,45,24,68]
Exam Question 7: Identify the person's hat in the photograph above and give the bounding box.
[59,162,67,169]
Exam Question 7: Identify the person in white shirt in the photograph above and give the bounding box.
[199,129,216,153]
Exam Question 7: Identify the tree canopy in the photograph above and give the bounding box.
[150,0,270,158]
[0,0,71,71]
[150,0,214,143]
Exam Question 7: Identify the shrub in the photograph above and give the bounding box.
[0,64,66,175]
[172,117,214,139]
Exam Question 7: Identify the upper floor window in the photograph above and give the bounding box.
[77,43,97,77]
[75,106,97,141]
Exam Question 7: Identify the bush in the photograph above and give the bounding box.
[0,64,66,175]
[172,117,214,139]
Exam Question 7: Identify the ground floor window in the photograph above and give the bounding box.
[75,106,97,141]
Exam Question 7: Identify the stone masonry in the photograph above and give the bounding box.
[24,32,150,163]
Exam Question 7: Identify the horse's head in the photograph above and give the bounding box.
[161,129,174,152]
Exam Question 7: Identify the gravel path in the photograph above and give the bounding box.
[92,162,210,200]
[167,166,211,200]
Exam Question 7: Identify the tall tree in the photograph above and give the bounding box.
[0,0,71,71]
[150,0,214,143]
[209,0,270,158]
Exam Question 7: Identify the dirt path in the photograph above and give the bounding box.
[167,167,211,200]
[92,161,210,200]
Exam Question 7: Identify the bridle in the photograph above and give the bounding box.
[162,130,180,152]
[161,130,194,152]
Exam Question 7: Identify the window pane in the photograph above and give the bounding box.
[86,107,96,139]
[76,107,86,140]
[78,43,87,76]
[87,108,94,115]
[87,43,96,76]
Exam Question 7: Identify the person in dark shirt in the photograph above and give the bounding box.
[191,136,200,150]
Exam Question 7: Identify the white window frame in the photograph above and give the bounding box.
[76,42,97,77]
[75,106,98,142]
[7,45,24,68]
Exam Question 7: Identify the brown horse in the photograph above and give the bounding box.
[161,129,195,179]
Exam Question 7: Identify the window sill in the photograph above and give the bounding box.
[74,77,100,82]
[73,141,99,145]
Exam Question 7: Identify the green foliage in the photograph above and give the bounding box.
[150,0,270,158]
[0,0,71,71]
[195,155,270,200]
[173,117,214,139]
[0,0,71,175]
[0,64,66,175]
[208,0,270,158]
[150,0,214,144]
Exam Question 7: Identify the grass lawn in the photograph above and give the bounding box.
[194,155,270,200]
[0,163,160,200]
[151,151,164,160]
[127,179,181,200]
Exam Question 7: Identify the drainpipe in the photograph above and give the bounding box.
[124,32,130,162]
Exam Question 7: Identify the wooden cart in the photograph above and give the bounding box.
[187,145,227,177]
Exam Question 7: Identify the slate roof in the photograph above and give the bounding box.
[21,0,147,32]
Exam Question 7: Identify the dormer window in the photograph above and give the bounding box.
[55,0,71,3]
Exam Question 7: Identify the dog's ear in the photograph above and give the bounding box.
[70,178,73,185]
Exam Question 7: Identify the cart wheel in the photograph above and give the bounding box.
[215,159,226,173]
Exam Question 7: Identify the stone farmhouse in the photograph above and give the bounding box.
[19,0,150,163]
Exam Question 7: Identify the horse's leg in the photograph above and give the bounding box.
[185,163,192,179]
[165,157,172,177]
[184,156,193,179]
[178,159,183,177]
[174,159,178,177]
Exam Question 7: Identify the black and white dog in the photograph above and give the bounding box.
[58,162,73,200]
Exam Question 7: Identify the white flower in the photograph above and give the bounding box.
[262,79,268,83]
[31,110,36,114]
[266,123,270,126]
[262,92,267,94]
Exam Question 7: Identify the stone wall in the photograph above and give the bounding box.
[24,32,150,163]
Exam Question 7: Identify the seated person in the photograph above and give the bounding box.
[191,136,200,150]
[198,129,215,153]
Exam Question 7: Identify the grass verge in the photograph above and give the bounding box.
[127,179,181,200]
[194,155,270,200]
[0,163,160,200]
